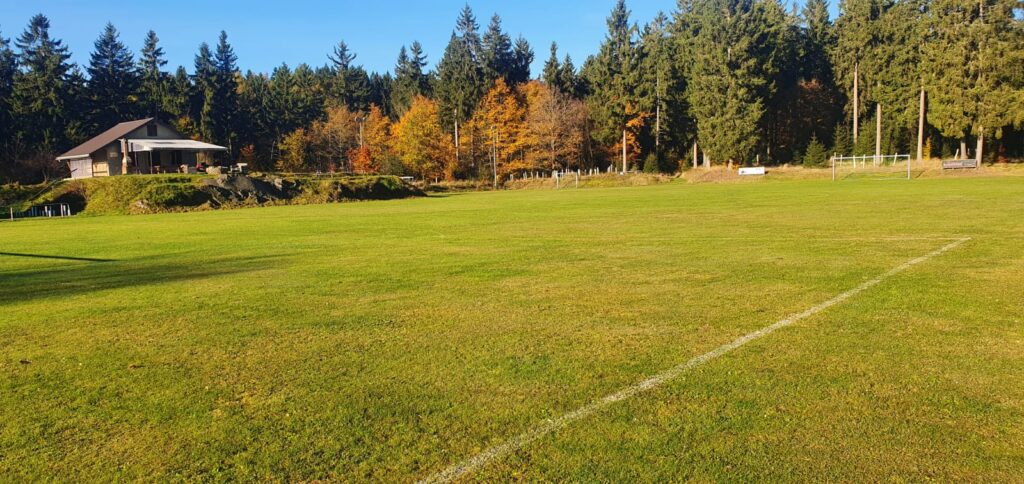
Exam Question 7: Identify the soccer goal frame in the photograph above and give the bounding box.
[831,154,912,181]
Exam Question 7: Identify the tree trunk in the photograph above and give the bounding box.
[960,140,968,159]
[454,118,460,169]
[703,152,710,170]
[976,127,984,164]
[655,75,661,151]
[853,62,860,146]
[916,86,926,162]
[875,103,882,166]
[693,141,698,169]
[622,129,627,174]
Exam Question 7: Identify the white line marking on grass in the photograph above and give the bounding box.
[419,237,971,484]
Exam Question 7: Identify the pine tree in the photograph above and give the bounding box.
[680,0,782,166]
[833,0,883,146]
[638,11,688,164]
[138,30,167,119]
[831,122,852,156]
[509,36,533,85]
[584,0,643,167]
[435,6,486,169]
[802,0,835,82]
[559,55,580,98]
[86,23,140,131]
[167,66,195,136]
[210,31,239,154]
[0,29,17,166]
[542,43,562,89]
[481,14,513,86]
[924,0,1021,162]
[391,43,429,117]
[802,134,828,165]
[368,72,393,117]
[328,41,371,110]
[193,42,215,140]
[12,14,75,155]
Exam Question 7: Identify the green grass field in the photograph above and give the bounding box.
[2,177,1023,481]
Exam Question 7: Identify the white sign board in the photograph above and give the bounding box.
[738,167,766,176]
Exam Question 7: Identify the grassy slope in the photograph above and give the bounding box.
[1,177,1022,481]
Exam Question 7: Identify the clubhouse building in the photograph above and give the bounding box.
[57,118,227,179]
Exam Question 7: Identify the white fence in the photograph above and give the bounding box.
[2,203,73,221]
[831,154,912,181]
[831,154,911,168]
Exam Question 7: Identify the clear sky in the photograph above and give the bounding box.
[0,0,685,77]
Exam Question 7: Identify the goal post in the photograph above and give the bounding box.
[831,154,912,181]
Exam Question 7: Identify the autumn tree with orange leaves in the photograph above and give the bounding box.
[392,96,455,181]
[468,79,529,179]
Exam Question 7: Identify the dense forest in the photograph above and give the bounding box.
[1,0,1022,183]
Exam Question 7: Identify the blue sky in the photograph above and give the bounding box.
[0,0,683,76]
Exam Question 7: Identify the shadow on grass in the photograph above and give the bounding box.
[0,254,285,306]
[0,252,115,263]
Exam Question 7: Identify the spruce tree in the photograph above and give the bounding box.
[193,41,219,148]
[435,5,486,166]
[0,30,16,166]
[639,11,688,163]
[924,0,1021,161]
[391,43,429,117]
[802,0,836,82]
[328,41,371,110]
[559,55,580,98]
[544,43,582,96]
[210,31,239,154]
[139,30,167,119]
[166,66,195,135]
[481,14,513,86]
[542,43,562,89]
[86,23,140,131]
[680,0,783,165]
[12,14,75,154]
[584,0,642,165]
[509,36,533,85]
[833,0,883,146]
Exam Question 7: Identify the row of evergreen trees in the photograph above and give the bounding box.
[1,0,1022,182]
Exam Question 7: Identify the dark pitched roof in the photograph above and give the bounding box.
[57,118,155,160]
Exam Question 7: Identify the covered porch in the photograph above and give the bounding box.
[126,139,228,175]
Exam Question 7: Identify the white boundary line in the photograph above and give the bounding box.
[419,237,971,483]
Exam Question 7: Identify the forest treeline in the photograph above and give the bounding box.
[1,0,1022,182]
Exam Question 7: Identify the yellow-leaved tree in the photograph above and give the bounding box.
[521,81,589,171]
[393,96,455,181]
[469,79,528,179]
[276,128,310,172]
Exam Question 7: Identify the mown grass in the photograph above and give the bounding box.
[1,177,1022,481]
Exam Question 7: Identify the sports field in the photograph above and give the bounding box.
[2,177,1023,481]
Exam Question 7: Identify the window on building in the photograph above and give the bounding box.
[147,124,158,137]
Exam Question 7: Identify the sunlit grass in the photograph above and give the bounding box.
[2,177,1022,480]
